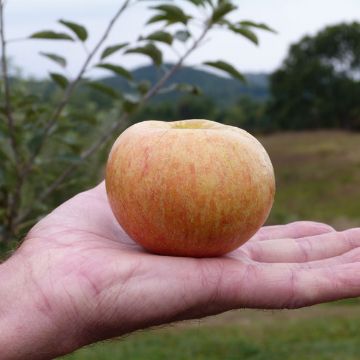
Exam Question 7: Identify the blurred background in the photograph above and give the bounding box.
[1,0,360,359]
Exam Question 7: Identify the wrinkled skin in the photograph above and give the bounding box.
[7,182,360,358]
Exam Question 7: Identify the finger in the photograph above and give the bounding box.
[245,229,360,263]
[252,221,335,241]
[257,245,360,271]
[291,262,360,307]
[221,261,360,310]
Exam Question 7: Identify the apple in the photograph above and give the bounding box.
[105,119,275,257]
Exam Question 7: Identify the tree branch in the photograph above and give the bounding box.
[0,0,23,240]
[15,115,129,224]
[142,23,211,102]
[0,1,19,165]
[21,0,133,179]
[15,17,213,226]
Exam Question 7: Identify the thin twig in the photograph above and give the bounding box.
[0,1,19,165]
[81,42,90,56]
[16,17,213,225]
[15,115,129,224]
[0,0,22,239]
[142,22,211,102]
[21,0,132,179]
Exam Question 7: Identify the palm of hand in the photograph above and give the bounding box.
[18,182,360,344]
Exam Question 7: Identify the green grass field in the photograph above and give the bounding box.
[61,130,360,359]
[64,303,360,360]
[263,131,360,228]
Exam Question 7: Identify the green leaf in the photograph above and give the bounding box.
[96,64,132,80]
[176,83,202,95]
[0,166,4,186]
[50,73,69,89]
[204,61,246,82]
[27,130,44,154]
[29,31,74,41]
[147,14,168,25]
[148,5,191,25]
[57,154,82,164]
[0,145,10,162]
[159,83,202,95]
[40,52,67,68]
[123,94,141,114]
[136,80,151,95]
[125,43,163,66]
[87,82,121,99]
[211,2,236,23]
[54,133,78,147]
[100,43,129,60]
[238,21,277,34]
[59,19,88,41]
[143,31,173,45]
[2,164,17,190]
[185,0,208,7]
[230,26,258,45]
[0,106,6,117]
[174,30,191,42]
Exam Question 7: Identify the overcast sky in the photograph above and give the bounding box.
[4,0,360,78]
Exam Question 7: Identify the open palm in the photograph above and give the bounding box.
[17,182,360,349]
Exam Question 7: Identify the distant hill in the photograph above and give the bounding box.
[102,64,269,107]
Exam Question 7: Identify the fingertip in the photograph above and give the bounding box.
[340,227,360,240]
[289,221,336,235]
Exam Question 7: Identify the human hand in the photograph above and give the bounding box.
[1,182,359,359]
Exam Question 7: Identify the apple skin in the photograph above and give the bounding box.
[105,119,275,257]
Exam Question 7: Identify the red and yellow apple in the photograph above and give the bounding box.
[105,119,275,257]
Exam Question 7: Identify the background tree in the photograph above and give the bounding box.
[268,22,360,130]
[0,0,275,253]
[221,96,270,132]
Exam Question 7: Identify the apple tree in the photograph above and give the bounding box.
[0,0,275,253]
